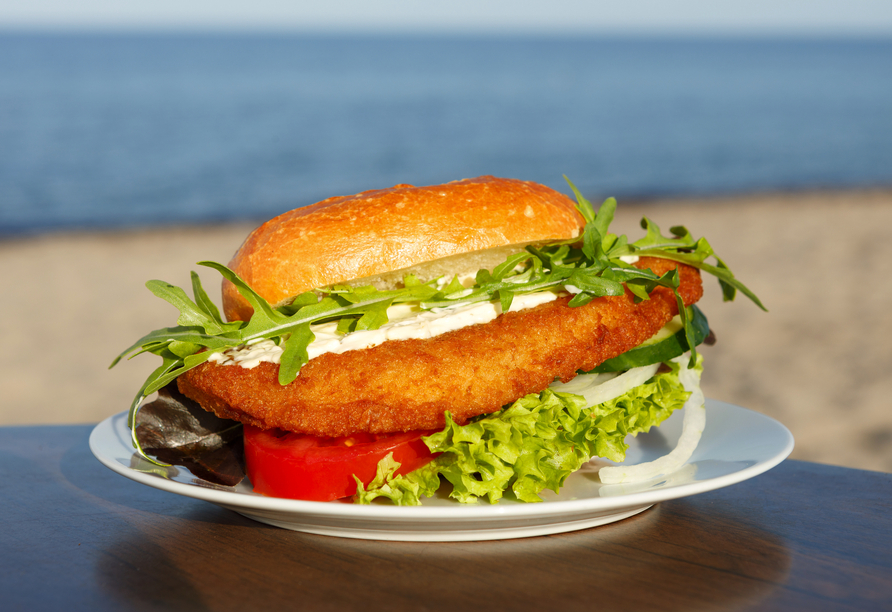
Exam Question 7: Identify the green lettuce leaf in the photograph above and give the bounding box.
[355,359,696,505]
[354,454,442,505]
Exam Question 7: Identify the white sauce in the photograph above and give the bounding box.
[208,290,560,369]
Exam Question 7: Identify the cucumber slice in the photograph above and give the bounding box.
[587,305,710,373]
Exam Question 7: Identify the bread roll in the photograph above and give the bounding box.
[223,176,584,321]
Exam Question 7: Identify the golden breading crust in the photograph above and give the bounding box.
[177,258,703,437]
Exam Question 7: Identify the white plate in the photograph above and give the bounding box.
[90,399,793,542]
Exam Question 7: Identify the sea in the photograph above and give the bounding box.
[1,32,891,236]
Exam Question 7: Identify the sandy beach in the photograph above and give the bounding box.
[2,189,890,472]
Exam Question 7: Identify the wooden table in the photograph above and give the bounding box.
[1,424,889,611]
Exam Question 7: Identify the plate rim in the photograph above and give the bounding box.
[90,399,794,522]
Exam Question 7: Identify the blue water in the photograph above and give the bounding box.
[1,33,891,235]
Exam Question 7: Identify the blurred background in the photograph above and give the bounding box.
[1,1,890,471]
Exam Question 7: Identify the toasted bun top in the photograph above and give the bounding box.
[223,176,584,321]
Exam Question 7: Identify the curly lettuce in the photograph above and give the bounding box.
[355,359,697,505]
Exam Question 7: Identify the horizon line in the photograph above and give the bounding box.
[3,25,892,40]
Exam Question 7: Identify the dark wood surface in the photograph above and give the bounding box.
[1,424,890,611]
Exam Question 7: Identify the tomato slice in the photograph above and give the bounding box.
[244,426,438,502]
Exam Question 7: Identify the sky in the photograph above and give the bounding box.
[2,0,892,36]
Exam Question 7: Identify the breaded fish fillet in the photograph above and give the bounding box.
[177,258,703,437]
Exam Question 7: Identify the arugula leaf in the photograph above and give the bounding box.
[146,281,216,332]
[191,271,225,325]
[633,217,699,252]
[353,299,395,332]
[278,324,315,385]
[639,249,765,310]
[491,252,533,280]
[563,175,597,224]
[199,261,291,340]
[592,197,617,245]
[625,219,767,311]
[567,270,624,296]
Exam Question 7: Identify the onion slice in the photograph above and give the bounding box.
[549,363,661,407]
[597,355,705,484]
